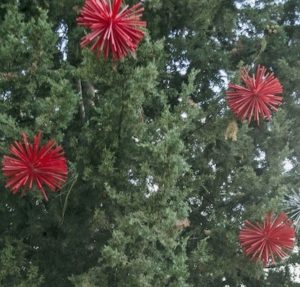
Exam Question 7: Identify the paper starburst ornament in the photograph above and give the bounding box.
[226,65,283,124]
[239,212,295,266]
[2,132,68,201]
[77,0,146,60]
[284,189,300,230]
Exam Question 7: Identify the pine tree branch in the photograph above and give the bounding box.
[77,79,85,120]
[264,262,290,269]
[115,89,126,167]
[60,175,78,225]
[117,102,125,145]
[84,80,96,108]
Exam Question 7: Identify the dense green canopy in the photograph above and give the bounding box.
[0,0,300,286]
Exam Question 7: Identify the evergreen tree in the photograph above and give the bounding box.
[0,0,300,286]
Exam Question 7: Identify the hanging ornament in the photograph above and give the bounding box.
[226,65,283,124]
[2,132,68,201]
[284,189,300,230]
[77,0,146,60]
[203,229,212,236]
[239,212,295,266]
[175,218,191,230]
[224,120,238,141]
[265,24,279,35]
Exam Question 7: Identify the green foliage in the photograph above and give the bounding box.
[0,0,300,286]
[0,239,44,286]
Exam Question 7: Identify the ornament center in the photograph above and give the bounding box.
[27,160,40,174]
[252,89,259,97]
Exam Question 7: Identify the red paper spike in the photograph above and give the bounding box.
[226,65,283,124]
[77,0,146,60]
[239,212,295,266]
[2,132,68,201]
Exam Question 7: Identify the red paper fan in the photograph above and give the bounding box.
[226,66,283,123]
[2,132,68,201]
[77,0,146,60]
[239,212,295,266]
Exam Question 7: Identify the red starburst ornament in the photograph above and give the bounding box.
[77,0,146,60]
[239,212,296,266]
[226,65,283,124]
[2,132,68,201]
